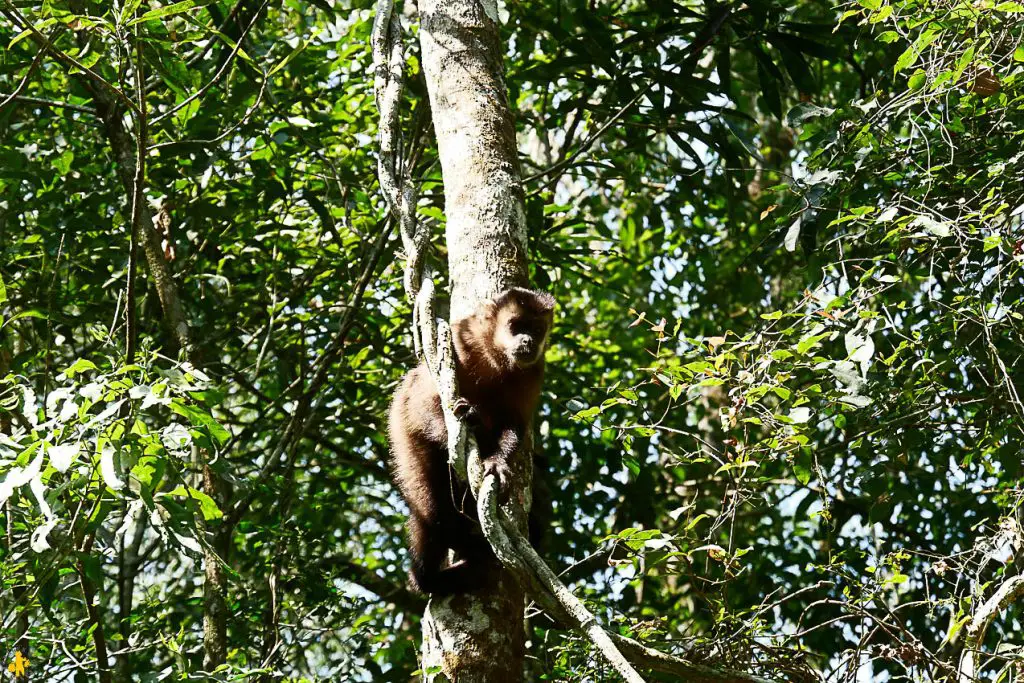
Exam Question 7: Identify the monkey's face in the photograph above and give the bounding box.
[492,290,554,368]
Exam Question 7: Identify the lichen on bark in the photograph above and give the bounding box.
[417,0,532,679]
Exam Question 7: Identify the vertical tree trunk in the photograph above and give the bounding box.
[84,79,229,674]
[418,0,530,680]
[419,0,529,318]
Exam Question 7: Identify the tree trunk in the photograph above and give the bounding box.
[84,78,229,674]
[419,0,529,318]
[418,0,531,679]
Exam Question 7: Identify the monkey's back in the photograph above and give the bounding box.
[388,364,459,524]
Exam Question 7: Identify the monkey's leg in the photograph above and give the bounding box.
[406,515,451,595]
[408,511,500,596]
[444,524,500,594]
[408,514,491,595]
[527,507,543,550]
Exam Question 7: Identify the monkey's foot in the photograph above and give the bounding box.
[452,398,480,424]
[483,459,512,504]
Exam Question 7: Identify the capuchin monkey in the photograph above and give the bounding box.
[388,287,555,595]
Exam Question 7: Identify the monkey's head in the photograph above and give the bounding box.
[489,288,555,368]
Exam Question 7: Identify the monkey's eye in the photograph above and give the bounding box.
[509,318,529,336]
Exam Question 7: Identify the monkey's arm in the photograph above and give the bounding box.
[494,427,521,460]
[480,424,525,502]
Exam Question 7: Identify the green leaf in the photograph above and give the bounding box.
[869,5,893,22]
[119,0,144,23]
[50,149,74,175]
[128,0,214,24]
[894,28,938,74]
[894,45,919,73]
[685,514,708,531]
[9,18,57,48]
[796,333,827,355]
[944,615,971,645]
[165,485,223,520]
[1,309,47,329]
[269,39,312,77]
[168,400,231,445]
[0,273,6,305]
[793,459,812,486]
[754,50,783,120]
[837,9,861,25]
[773,39,816,93]
[953,45,976,83]
[63,358,98,378]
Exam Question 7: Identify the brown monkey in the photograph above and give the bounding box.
[388,287,555,595]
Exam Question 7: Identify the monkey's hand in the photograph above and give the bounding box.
[483,459,513,504]
[452,397,480,425]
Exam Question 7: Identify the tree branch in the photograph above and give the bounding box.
[0,93,98,117]
[1,5,139,115]
[326,558,427,614]
[958,574,1024,681]
[150,0,269,125]
[477,474,780,683]
[125,25,147,364]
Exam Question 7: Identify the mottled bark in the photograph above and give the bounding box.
[419,0,529,321]
[417,0,531,679]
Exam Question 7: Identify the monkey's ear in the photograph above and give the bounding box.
[490,289,519,310]
[531,291,555,313]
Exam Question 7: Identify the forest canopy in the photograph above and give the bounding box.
[1,0,1023,680]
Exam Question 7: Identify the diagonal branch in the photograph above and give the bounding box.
[1,4,140,115]
[325,557,427,613]
[224,215,396,526]
[477,474,781,683]
[0,30,51,112]
[150,0,269,125]
[958,574,1024,681]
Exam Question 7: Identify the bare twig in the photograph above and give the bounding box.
[1,4,139,115]
[0,93,98,116]
[150,0,269,125]
[125,25,147,364]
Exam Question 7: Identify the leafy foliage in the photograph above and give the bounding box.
[0,0,1022,680]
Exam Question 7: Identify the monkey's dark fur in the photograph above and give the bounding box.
[388,288,555,595]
